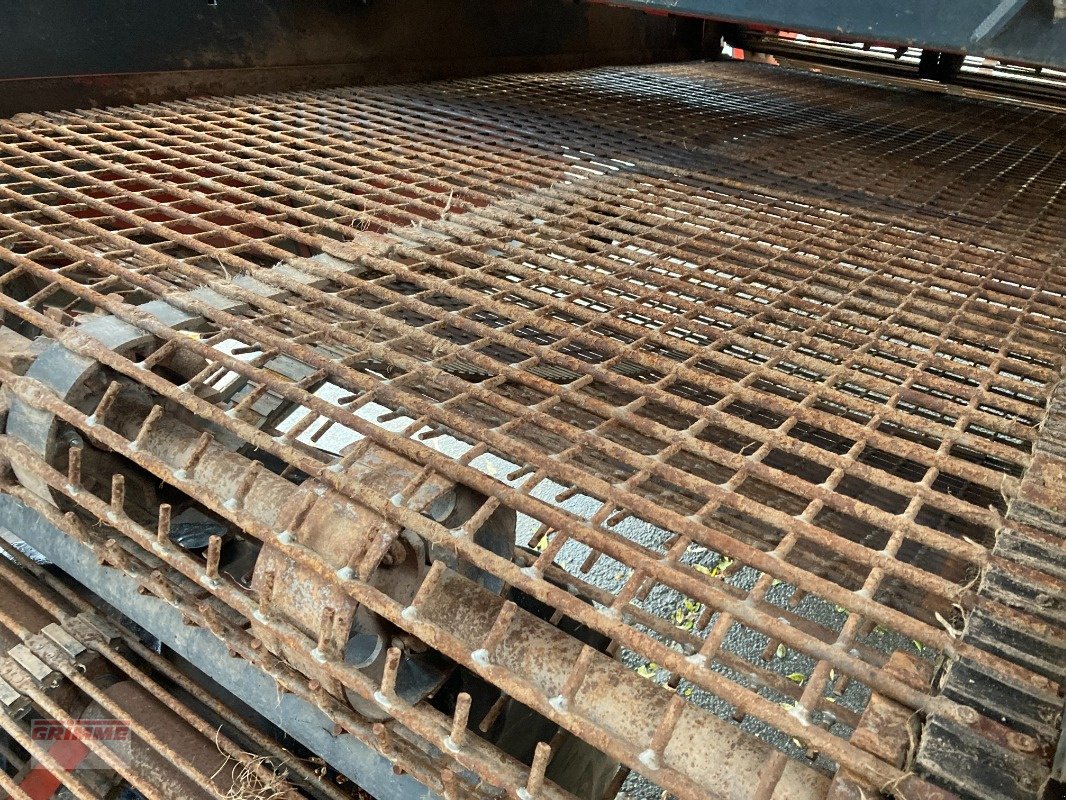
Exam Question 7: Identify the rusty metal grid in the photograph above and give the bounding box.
[0,536,359,800]
[0,62,1063,799]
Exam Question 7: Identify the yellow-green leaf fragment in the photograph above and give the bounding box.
[637,662,658,679]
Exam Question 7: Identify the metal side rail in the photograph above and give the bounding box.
[0,530,378,800]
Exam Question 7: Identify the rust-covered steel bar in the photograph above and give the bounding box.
[0,534,340,800]
[0,60,1062,800]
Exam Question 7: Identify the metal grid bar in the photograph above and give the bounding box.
[0,62,1063,799]
[0,535,356,800]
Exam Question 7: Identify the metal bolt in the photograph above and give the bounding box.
[1006,731,1038,753]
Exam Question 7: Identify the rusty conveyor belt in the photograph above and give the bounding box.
[0,62,1063,800]
[0,535,363,800]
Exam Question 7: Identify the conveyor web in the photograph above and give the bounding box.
[0,62,1063,800]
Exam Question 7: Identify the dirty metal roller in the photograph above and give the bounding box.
[0,58,1062,800]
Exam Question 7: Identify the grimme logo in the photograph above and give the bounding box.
[22,719,133,794]
[30,719,131,742]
